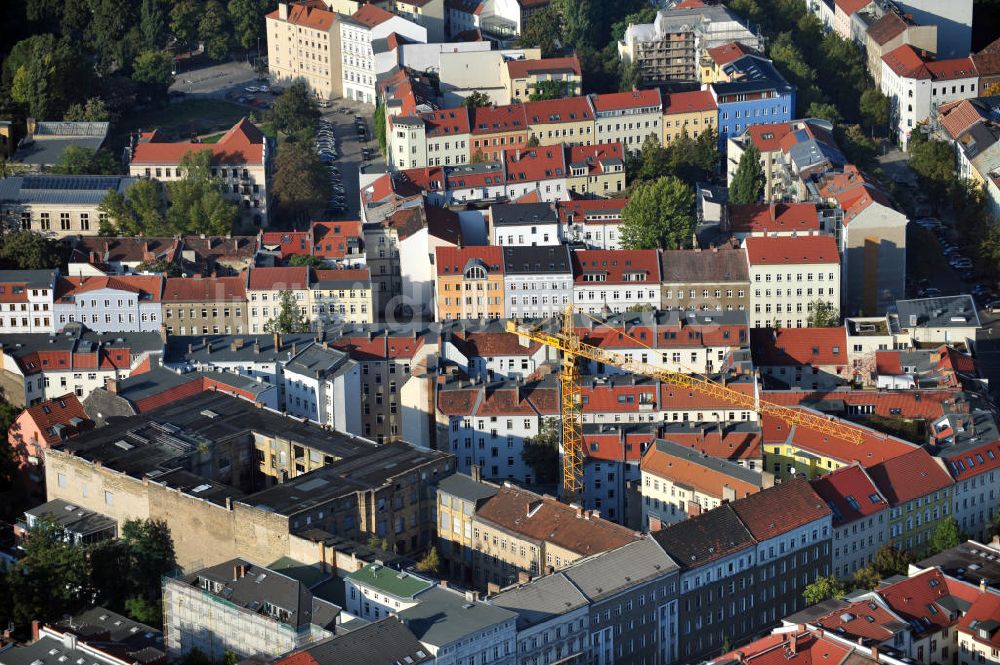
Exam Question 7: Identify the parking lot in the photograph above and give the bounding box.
[313,98,385,224]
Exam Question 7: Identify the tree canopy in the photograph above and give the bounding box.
[929,517,963,554]
[515,7,561,58]
[620,176,695,250]
[0,231,67,269]
[521,417,561,486]
[272,141,328,224]
[807,300,840,327]
[462,91,491,110]
[265,290,309,333]
[729,144,764,204]
[270,81,320,139]
[802,575,847,605]
[50,145,120,175]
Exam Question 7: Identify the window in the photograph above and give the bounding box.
[104,491,114,506]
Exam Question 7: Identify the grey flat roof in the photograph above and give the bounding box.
[53,606,163,656]
[896,295,981,329]
[165,333,316,365]
[917,541,1000,591]
[0,269,58,288]
[0,636,121,665]
[398,587,517,648]
[490,202,558,226]
[489,572,589,630]
[502,245,573,275]
[285,343,354,378]
[24,498,117,536]
[437,473,499,503]
[560,538,677,602]
[0,175,135,203]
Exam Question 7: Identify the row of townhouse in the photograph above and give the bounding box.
[726,118,909,316]
[0,266,376,336]
[937,96,1000,218]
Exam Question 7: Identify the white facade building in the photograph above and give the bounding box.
[341,4,426,105]
[744,235,841,328]
[282,342,362,435]
[502,245,573,320]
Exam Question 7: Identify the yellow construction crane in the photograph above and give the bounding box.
[506,306,865,501]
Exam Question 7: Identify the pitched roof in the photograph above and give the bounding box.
[591,89,661,112]
[641,438,763,500]
[956,593,1000,649]
[706,41,758,67]
[744,235,839,265]
[728,203,820,234]
[162,275,247,302]
[449,329,541,357]
[663,90,717,115]
[750,327,848,367]
[506,55,581,80]
[572,249,661,284]
[867,12,908,46]
[349,2,396,27]
[938,99,987,140]
[882,43,932,79]
[267,0,336,30]
[652,503,755,568]
[503,145,566,183]
[55,275,164,302]
[925,57,977,81]
[247,266,310,291]
[435,246,503,277]
[660,247,749,282]
[865,448,954,505]
[131,118,265,165]
[742,122,794,152]
[834,0,872,16]
[524,96,594,125]
[471,104,528,134]
[730,477,830,541]
[277,618,431,665]
[557,198,627,224]
[421,107,471,138]
[809,464,887,527]
[476,485,641,555]
[877,568,982,635]
[19,393,93,445]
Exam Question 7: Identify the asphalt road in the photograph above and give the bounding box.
[170,61,261,98]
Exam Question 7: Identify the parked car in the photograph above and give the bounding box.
[244,86,259,93]
[985,300,1000,313]
[918,287,943,298]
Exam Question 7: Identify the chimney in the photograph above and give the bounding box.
[291,342,297,356]
[159,323,169,344]
[31,620,40,642]
[789,633,799,655]
[278,1,288,19]
[273,331,281,351]
[981,578,988,592]
[870,646,879,661]
[573,503,583,518]
[471,465,481,482]
[61,634,77,652]
[105,376,118,394]
[234,562,247,580]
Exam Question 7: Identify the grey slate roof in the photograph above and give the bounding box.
[166,333,316,365]
[185,557,340,630]
[651,503,755,569]
[896,295,981,329]
[489,572,589,630]
[648,438,765,485]
[0,175,136,204]
[296,618,432,665]
[490,202,558,227]
[0,269,58,288]
[660,248,749,283]
[437,472,499,504]
[560,538,678,602]
[397,587,517,648]
[52,606,163,660]
[502,245,573,275]
[0,636,120,665]
[284,342,355,379]
[715,55,793,96]
[24,498,117,537]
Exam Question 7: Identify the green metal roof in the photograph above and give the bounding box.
[346,564,433,599]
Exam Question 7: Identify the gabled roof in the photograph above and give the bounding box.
[750,327,847,367]
[247,266,310,291]
[55,275,164,303]
[641,438,763,500]
[867,12,908,46]
[660,247,749,282]
[163,275,247,302]
[131,118,265,165]
[834,0,871,16]
[741,122,793,152]
[706,41,758,67]
[506,55,582,80]
[956,593,1000,649]
[866,448,954,506]
[503,145,566,183]
[277,618,431,665]
[435,246,503,277]
[557,198,627,224]
[744,235,839,265]
[524,96,594,125]
[591,89,661,112]
[572,249,661,285]
[266,0,336,30]
[652,503,755,568]
[19,393,93,445]
[728,203,820,234]
[421,107,471,138]
[810,464,887,527]
[730,477,830,541]
[877,568,982,635]
[663,90,717,115]
[348,2,396,28]
[471,104,528,135]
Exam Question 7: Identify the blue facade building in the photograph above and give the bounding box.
[711,55,796,145]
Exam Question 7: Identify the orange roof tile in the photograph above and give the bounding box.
[506,55,581,80]
[728,203,820,234]
[810,464,887,526]
[349,2,396,27]
[503,145,566,183]
[524,96,593,124]
[131,118,264,165]
[663,90,717,115]
[641,439,762,500]
[435,246,503,277]
[705,41,757,67]
[163,275,247,302]
[247,266,310,291]
[471,105,528,135]
[55,275,163,302]
[741,122,793,152]
[866,447,953,505]
[744,235,839,265]
[591,89,661,112]
[572,249,660,285]
[751,327,847,367]
[267,1,336,30]
[731,477,830,541]
[20,393,93,445]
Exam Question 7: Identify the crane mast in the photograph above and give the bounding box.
[507,310,865,499]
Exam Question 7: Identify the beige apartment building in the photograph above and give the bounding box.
[0,175,135,238]
[502,55,582,102]
[266,1,343,101]
[162,275,249,336]
[310,269,375,325]
[247,266,311,334]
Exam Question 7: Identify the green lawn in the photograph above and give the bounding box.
[198,132,225,143]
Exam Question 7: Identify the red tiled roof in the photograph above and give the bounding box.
[751,328,847,367]
[809,464,887,527]
[330,335,425,361]
[760,408,916,467]
[580,382,658,414]
[715,631,854,665]
[437,385,480,416]
[261,231,312,258]
[131,118,265,165]
[882,43,932,79]
[664,427,763,461]
[566,142,624,176]
[940,440,1000,482]
[350,2,396,27]
[471,104,528,135]
[163,275,247,302]
[731,477,830,541]
[641,439,762,500]
[660,381,757,411]
[742,122,793,152]
[476,485,641,554]
[591,89,661,112]
[673,0,706,7]
[503,145,566,183]
[938,99,986,140]
[705,41,757,67]
[435,246,503,277]
[956,593,1000,649]
[557,198,627,224]
[572,249,661,285]
[582,428,655,462]
[728,203,820,234]
[266,0,336,30]
[313,268,370,285]
[421,107,471,138]
[663,90,717,115]
[20,393,93,445]
[925,56,977,81]
[811,598,899,643]
[866,447,953,505]
[744,235,839,265]
[874,350,903,375]
[450,331,541,357]
[878,568,981,634]
[55,275,163,302]
[867,12,908,46]
[312,221,363,259]
[507,55,581,80]
[248,266,310,291]
[834,0,871,15]
[524,96,593,124]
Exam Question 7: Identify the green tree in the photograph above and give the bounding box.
[521,417,561,485]
[415,547,441,575]
[272,141,328,223]
[802,574,847,605]
[620,60,641,93]
[806,300,840,327]
[871,545,911,577]
[170,0,201,47]
[859,89,890,135]
[553,0,593,49]
[374,102,387,156]
[989,510,1000,539]
[526,135,540,148]
[838,124,878,169]
[463,91,491,110]
[7,35,92,118]
[729,144,764,204]
[199,0,232,60]
[164,150,238,235]
[515,6,561,58]
[620,176,695,249]
[529,80,571,101]
[270,81,320,138]
[806,101,843,126]
[288,255,324,268]
[929,517,962,553]
[852,565,882,591]
[50,146,120,175]
[121,518,177,601]
[228,0,267,52]
[265,290,309,333]
[611,6,657,41]
[140,0,168,49]
[87,0,143,74]
[0,231,66,269]
[908,133,955,196]
[124,597,162,626]
[64,98,111,122]
[133,50,176,103]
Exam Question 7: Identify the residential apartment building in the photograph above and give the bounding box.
[163,558,340,659]
[750,327,851,390]
[726,122,794,203]
[310,268,374,324]
[490,201,560,247]
[558,198,627,249]
[0,269,57,333]
[662,90,718,144]
[641,438,769,529]
[8,393,93,499]
[660,247,750,312]
[579,423,653,526]
[711,55,795,142]
[880,44,979,148]
[501,245,573,319]
[590,89,662,154]
[862,8,937,88]
[344,562,433,621]
[440,319,552,382]
[341,4,426,105]
[470,104,529,163]
[810,463,889,580]
[266,1,342,101]
[0,175,134,238]
[282,341,361,433]
[247,266,310,334]
[386,0,445,42]
[386,108,471,170]
[936,438,1000,541]
[565,142,626,198]
[435,246,505,320]
[162,275,248,336]
[572,249,662,314]
[54,275,163,333]
[130,119,272,227]
[700,40,759,84]
[744,235,841,328]
[490,573,590,665]
[503,55,582,102]
[524,96,595,147]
